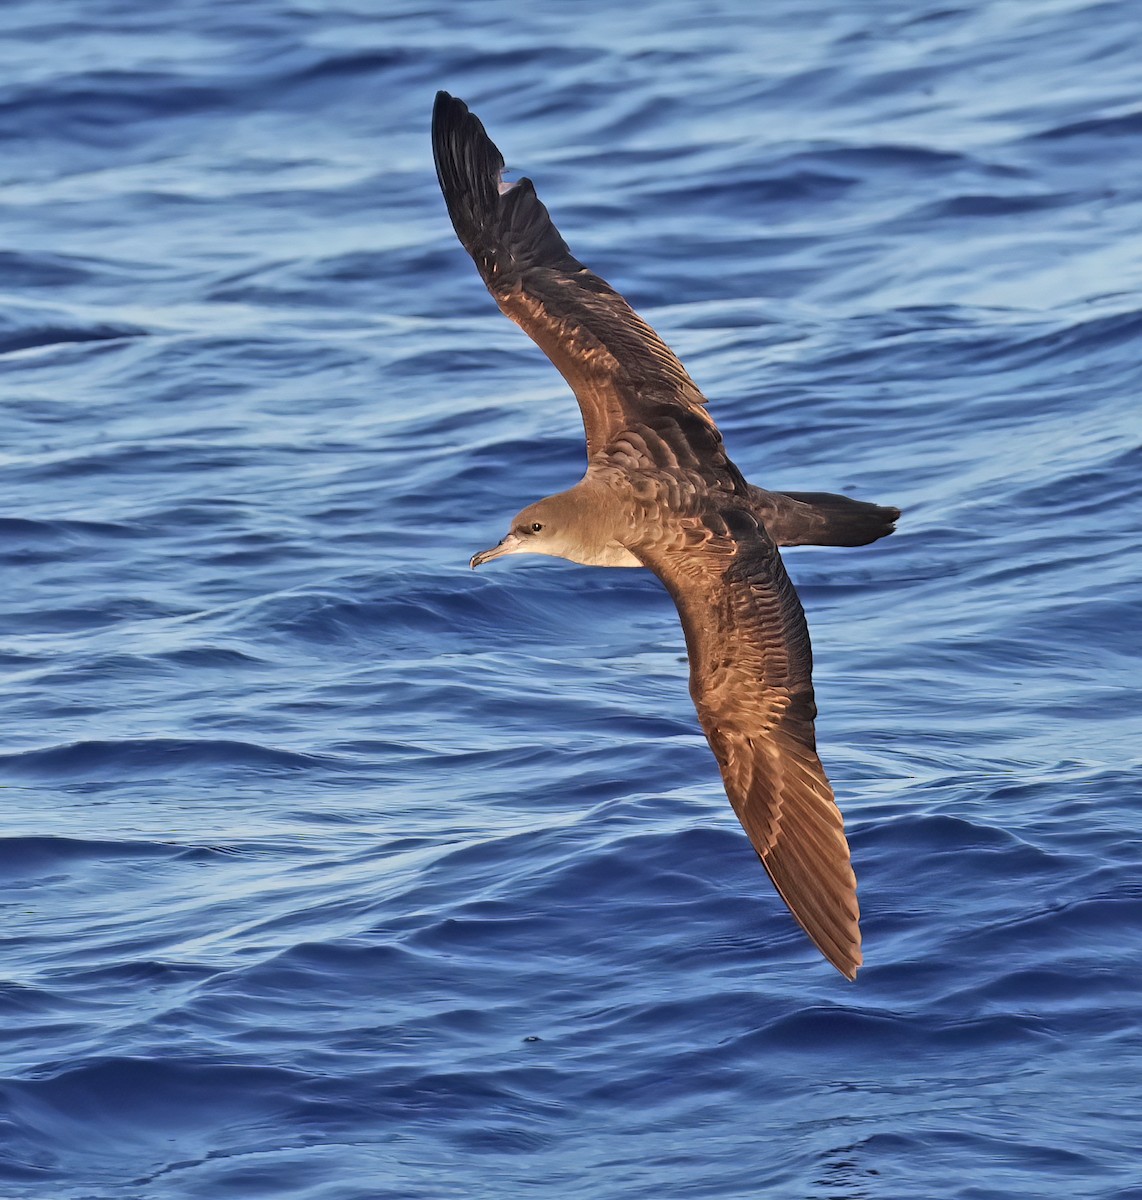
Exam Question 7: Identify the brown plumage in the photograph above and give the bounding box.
[433,91,898,979]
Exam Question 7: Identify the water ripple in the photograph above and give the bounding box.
[1,1,1139,1198]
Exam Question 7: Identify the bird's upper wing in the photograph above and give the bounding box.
[633,503,862,979]
[432,92,734,471]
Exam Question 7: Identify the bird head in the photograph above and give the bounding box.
[470,494,580,568]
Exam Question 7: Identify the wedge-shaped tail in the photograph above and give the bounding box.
[755,488,900,548]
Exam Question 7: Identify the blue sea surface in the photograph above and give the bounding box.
[1,1,1140,1196]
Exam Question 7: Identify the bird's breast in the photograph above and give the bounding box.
[558,541,643,568]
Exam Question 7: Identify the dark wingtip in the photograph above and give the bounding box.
[431,90,503,236]
[430,90,578,284]
[431,90,470,147]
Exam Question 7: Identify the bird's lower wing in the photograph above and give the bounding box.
[635,508,862,979]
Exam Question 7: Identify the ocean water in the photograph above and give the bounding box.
[1,1,1140,1196]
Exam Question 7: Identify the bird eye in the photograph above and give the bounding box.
[530,522,544,533]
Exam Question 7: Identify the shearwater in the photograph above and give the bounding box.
[433,91,899,979]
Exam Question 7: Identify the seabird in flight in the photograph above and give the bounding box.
[432,91,899,980]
